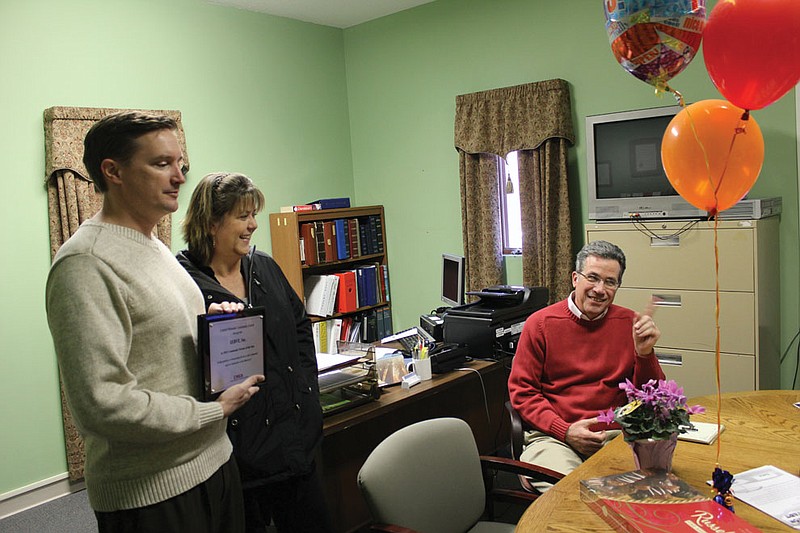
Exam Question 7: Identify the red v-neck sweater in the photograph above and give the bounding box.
[508,299,665,442]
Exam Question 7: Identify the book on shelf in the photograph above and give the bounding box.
[373,215,384,253]
[376,306,393,340]
[580,469,762,533]
[364,310,379,343]
[313,221,326,263]
[280,203,321,213]
[304,274,339,317]
[367,216,379,255]
[334,219,349,261]
[322,221,337,263]
[347,219,360,259]
[312,320,328,353]
[310,197,351,210]
[357,217,370,255]
[327,318,343,354]
[379,264,390,302]
[299,223,317,266]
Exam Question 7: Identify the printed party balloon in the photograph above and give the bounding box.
[604,0,706,90]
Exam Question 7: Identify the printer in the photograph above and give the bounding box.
[443,285,548,358]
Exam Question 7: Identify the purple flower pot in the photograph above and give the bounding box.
[628,433,678,472]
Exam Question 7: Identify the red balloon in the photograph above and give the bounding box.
[661,100,764,215]
[704,0,800,111]
[604,0,706,90]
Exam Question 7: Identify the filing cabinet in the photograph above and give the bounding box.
[586,218,780,397]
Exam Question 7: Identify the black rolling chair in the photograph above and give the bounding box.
[504,401,564,494]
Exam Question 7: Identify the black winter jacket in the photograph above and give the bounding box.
[177,247,323,488]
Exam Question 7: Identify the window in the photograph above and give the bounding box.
[499,151,521,254]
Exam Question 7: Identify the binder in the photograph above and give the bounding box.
[333,270,358,313]
[305,274,339,317]
[355,267,366,308]
[361,264,378,306]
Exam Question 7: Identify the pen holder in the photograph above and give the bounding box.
[407,357,432,381]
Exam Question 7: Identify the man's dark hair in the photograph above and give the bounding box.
[83,111,178,192]
[576,240,626,283]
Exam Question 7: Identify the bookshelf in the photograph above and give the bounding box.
[269,205,392,344]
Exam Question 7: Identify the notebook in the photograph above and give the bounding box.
[678,421,725,444]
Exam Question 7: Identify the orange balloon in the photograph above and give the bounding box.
[661,100,764,215]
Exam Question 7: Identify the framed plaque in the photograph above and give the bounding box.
[198,307,265,400]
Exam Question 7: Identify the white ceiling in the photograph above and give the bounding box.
[206,0,437,28]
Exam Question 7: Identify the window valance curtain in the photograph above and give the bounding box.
[44,106,189,480]
[454,78,574,156]
[454,79,575,301]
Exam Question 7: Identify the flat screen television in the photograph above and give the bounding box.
[586,105,706,221]
[441,253,465,307]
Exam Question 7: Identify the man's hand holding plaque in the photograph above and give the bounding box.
[198,306,267,401]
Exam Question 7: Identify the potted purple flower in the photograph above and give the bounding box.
[598,378,705,471]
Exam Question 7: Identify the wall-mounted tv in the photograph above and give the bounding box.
[586,105,706,221]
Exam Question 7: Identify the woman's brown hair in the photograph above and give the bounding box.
[182,172,265,265]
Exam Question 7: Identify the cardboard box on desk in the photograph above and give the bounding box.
[580,469,762,533]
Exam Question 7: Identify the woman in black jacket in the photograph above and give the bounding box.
[178,172,330,533]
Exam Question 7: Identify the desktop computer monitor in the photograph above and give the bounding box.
[441,253,465,307]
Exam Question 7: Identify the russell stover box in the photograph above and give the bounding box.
[442,285,548,358]
[580,469,761,533]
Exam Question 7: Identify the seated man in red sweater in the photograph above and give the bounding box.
[508,240,664,481]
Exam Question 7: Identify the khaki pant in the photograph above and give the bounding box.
[520,429,621,492]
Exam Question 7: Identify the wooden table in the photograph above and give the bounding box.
[320,359,509,532]
[516,390,800,532]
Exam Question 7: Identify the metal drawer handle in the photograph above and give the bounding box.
[653,294,681,307]
[657,352,683,366]
[650,236,679,247]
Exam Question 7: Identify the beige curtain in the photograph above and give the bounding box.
[44,106,189,480]
[454,79,575,301]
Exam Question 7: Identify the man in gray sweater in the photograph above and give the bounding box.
[46,112,263,533]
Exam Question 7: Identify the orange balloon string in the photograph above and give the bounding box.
[714,215,722,464]
[713,117,750,201]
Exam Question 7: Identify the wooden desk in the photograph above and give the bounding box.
[517,390,800,532]
[321,359,509,533]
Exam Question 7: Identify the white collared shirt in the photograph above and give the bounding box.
[567,291,608,321]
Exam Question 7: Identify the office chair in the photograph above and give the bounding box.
[504,401,564,494]
[357,417,562,533]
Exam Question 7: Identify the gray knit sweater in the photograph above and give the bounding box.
[46,220,231,512]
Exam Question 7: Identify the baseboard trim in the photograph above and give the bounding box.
[0,473,85,520]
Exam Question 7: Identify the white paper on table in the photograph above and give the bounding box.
[731,465,800,530]
[316,352,362,373]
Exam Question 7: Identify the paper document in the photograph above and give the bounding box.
[316,352,362,373]
[731,465,800,530]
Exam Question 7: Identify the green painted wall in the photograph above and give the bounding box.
[1,0,798,503]
[344,0,798,386]
[0,0,351,496]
